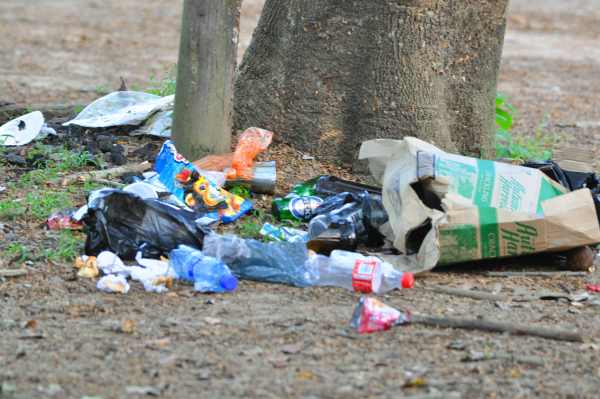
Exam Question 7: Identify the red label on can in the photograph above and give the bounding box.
[352,260,377,293]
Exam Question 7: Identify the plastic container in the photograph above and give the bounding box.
[307,250,414,294]
[169,245,238,293]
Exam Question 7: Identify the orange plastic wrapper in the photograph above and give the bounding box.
[229,127,273,180]
[193,153,234,172]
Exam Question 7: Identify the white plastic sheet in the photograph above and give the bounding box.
[63,91,174,129]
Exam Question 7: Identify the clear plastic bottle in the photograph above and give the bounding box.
[169,245,238,293]
[307,250,414,294]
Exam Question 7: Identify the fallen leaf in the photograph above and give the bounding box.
[121,319,136,334]
[23,319,37,329]
[296,370,316,381]
[403,377,427,388]
[145,338,170,349]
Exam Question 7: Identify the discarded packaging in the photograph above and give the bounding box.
[132,109,173,138]
[203,234,318,287]
[84,189,206,260]
[314,176,382,199]
[228,127,274,180]
[226,161,277,195]
[75,256,99,278]
[350,297,411,334]
[260,223,309,243]
[359,137,600,272]
[306,251,414,294]
[0,111,44,146]
[63,91,174,129]
[155,141,252,224]
[47,209,83,230]
[307,192,387,254]
[170,245,238,293]
[97,275,130,294]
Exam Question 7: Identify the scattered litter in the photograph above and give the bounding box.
[350,297,411,334]
[170,245,238,293]
[259,222,309,243]
[586,284,600,293]
[84,189,206,260]
[350,296,584,342]
[155,141,252,224]
[46,209,83,230]
[359,137,600,272]
[75,256,99,278]
[63,91,174,129]
[97,251,130,276]
[120,319,136,334]
[97,275,130,294]
[0,111,44,146]
[227,127,273,180]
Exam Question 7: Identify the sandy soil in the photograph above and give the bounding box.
[2,1,600,398]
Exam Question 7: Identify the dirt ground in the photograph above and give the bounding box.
[2,1,600,398]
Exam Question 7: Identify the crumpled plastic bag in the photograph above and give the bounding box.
[84,189,207,260]
[192,127,273,181]
[155,141,252,224]
[228,127,273,180]
[63,91,174,128]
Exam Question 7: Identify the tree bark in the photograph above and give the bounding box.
[173,0,241,160]
[235,0,508,168]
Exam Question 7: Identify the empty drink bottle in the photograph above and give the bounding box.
[306,250,414,294]
[169,245,238,293]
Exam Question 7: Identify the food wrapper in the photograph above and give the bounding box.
[155,141,252,224]
[359,137,600,272]
[350,297,411,334]
[47,209,84,230]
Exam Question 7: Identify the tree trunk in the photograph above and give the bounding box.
[235,0,508,168]
[173,0,241,160]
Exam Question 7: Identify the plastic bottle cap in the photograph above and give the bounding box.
[220,275,238,292]
[401,272,414,289]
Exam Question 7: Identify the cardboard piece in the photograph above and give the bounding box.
[359,137,600,273]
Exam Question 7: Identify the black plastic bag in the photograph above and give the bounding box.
[84,190,207,260]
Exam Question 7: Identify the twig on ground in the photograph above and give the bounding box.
[485,271,589,278]
[58,161,151,186]
[425,285,505,302]
[411,314,584,342]
[0,269,28,278]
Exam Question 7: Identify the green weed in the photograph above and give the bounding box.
[44,230,83,263]
[4,242,30,263]
[236,209,270,239]
[495,93,558,161]
[145,65,177,97]
[229,184,252,199]
[0,199,26,220]
[25,191,73,221]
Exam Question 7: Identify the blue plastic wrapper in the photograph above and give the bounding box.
[155,141,253,224]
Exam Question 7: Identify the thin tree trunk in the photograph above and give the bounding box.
[173,0,241,160]
[235,0,508,168]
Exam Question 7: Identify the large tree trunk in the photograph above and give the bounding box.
[235,0,508,168]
